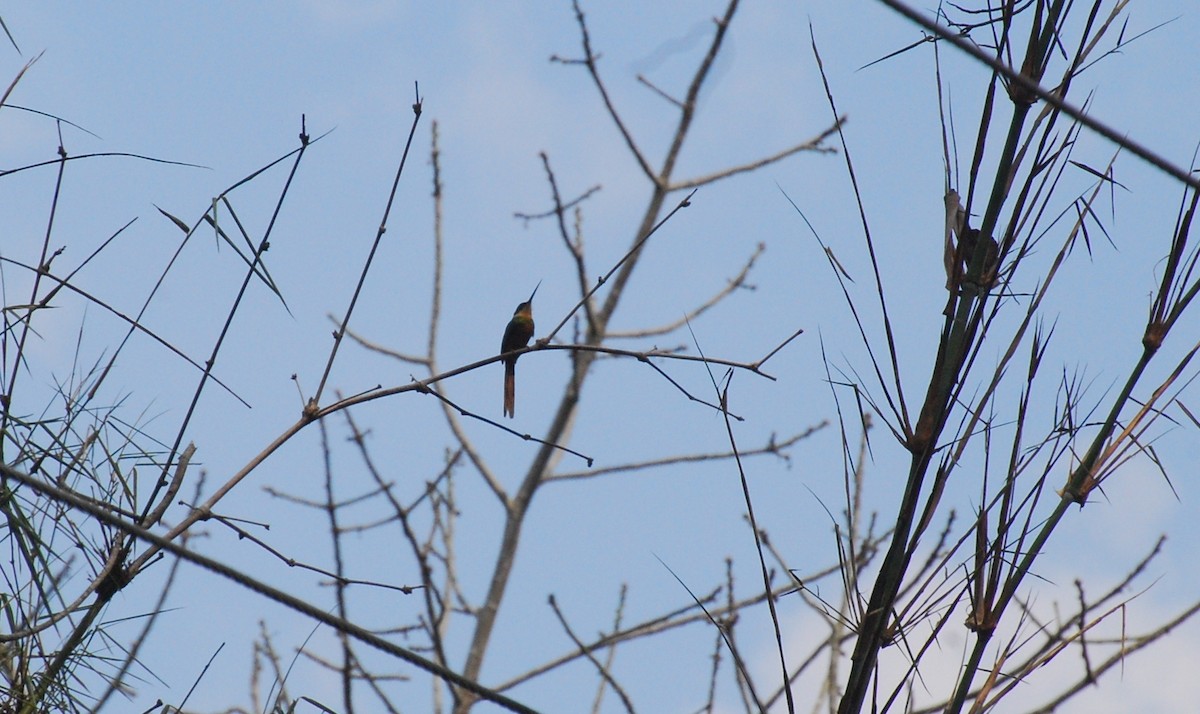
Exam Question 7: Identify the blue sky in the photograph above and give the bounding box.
[3,2,1200,713]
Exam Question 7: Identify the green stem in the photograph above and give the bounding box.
[20,596,107,714]
[944,345,1155,713]
[838,97,1032,714]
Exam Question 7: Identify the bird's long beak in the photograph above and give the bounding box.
[528,280,542,304]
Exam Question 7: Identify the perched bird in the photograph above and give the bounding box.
[500,282,539,418]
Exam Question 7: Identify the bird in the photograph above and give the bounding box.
[500,281,540,418]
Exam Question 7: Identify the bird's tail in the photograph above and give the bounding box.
[504,360,516,418]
